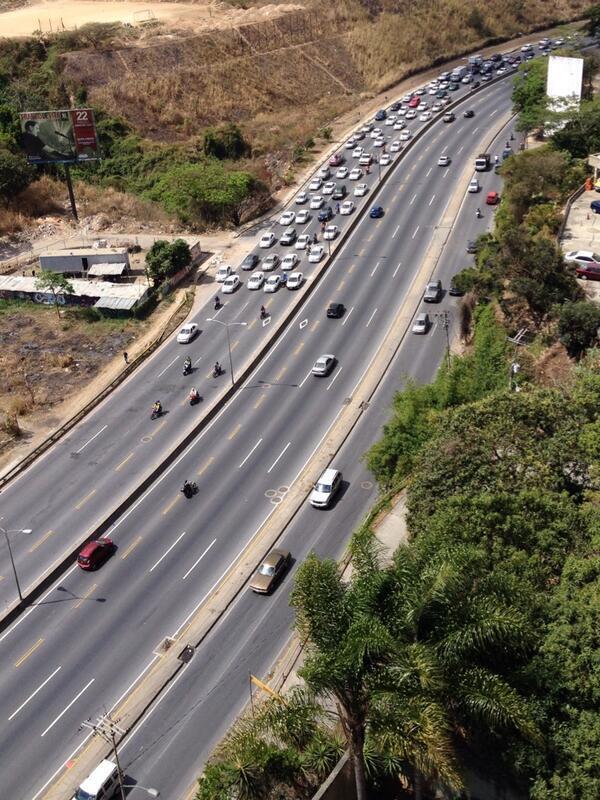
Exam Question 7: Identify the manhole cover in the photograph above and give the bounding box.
[265,489,277,498]
[271,496,282,504]
[361,481,374,490]
[141,435,152,443]
[277,486,289,495]
[343,397,351,405]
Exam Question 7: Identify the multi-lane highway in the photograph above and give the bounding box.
[0,68,500,612]
[0,59,520,796]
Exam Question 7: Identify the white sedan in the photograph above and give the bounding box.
[215,264,232,282]
[310,195,324,209]
[262,253,280,271]
[349,167,363,180]
[322,181,336,195]
[323,224,339,241]
[419,111,432,121]
[263,275,281,293]
[397,107,407,116]
[279,210,295,226]
[295,191,308,205]
[405,109,417,119]
[177,323,199,344]
[308,245,325,263]
[380,153,391,165]
[295,209,311,224]
[309,177,322,191]
[318,166,330,179]
[344,138,356,149]
[373,138,385,148]
[393,121,405,130]
[295,234,311,250]
[247,271,265,290]
[468,177,480,193]
[259,232,276,248]
[222,274,240,294]
[370,127,383,138]
[354,183,368,197]
[384,116,396,126]
[286,271,303,290]
[399,130,412,141]
[340,200,355,215]
[390,140,401,152]
[281,253,299,270]
[336,166,349,179]
[352,147,364,158]
[437,155,451,167]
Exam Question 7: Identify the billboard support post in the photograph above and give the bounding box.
[64,165,78,222]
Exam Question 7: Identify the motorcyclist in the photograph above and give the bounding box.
[153,400,162,415]
[189,387,199,402]
[214,295,220,309]
[494,154,500,166]
[214,361,222,375]
[260,305,267,318]
[476,207,482,218]
[182,480,193,497]
[183,356,192,372]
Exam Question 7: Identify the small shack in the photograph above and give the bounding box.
[39,247,130,277]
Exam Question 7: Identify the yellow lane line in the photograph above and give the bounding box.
[230,340,240,352]
[228,423,242,441]
[15,638,44,668]
[358,248,366,257]
[162,495,181,516]
[293,342,305,356]
[253,395,267,410]
[275,366,287,381]
[149,420,166,438]
[337,279,345,290]
[348,264,355,274]
[311,319,321,332]
[121,536,143,560]
[74,489,96,511]
[73,583,97,610]
[248,319,257,330]
[265,298,274,308]
[29,529,53,553]
[197,456,215,477]
[114,452,134,472]
[367,233,374,241]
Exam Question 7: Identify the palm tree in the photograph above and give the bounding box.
[291,537,538,799]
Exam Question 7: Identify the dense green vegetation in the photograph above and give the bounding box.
[0,29,265,228]
[145,238,191,285]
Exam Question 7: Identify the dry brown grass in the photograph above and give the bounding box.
[59,0,589,157]
[73,182,171,225]
[0,175,66,237]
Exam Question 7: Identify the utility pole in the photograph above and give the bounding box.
[81,714,127,800]
[64,164,78,221]
[435,310,451,371]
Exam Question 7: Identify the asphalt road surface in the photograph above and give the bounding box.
[0,67,518,798]
[0,69,515,615]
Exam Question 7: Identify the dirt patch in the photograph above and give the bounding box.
[532,341,575,389]
[0,0,303,38]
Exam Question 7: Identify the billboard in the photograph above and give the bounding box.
[19,108,99,165]
[546,55,583,114]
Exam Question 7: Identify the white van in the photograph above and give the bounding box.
[309,468,343,508]
[73,760,120,800]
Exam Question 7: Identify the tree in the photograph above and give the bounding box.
[34,270,74,317]
[586,3,600,37]
[558,300,600,358]
[0,149,34,203]
[203,124,250,161]
[145,238,191,284]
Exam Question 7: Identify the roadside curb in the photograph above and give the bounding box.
[43,102,516,800]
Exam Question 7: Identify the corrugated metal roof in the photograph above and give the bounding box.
[94,296,141,310]
[87,262,128,276]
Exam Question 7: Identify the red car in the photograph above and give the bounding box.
[329,153,344,167]
[78,538,115,570]
[408,96,421,108]
[486,191,499,205]
[576,264,600,281]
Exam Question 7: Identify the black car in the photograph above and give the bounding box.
[466,240,479,254]
[449,283,464,297]
[463,109,475,118]
[471,81,480,89]
[374,109,387,121]
[390,101,402,112]
[327,302,345,318]
[318,205,333,222]
[240,253,260,271]
[332,184,347,201]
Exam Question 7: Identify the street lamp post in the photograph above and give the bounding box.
[206,318,248,386]
[0,519,32,602]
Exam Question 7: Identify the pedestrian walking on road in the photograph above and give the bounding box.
[335,202,341,214]
[123,351,129,365]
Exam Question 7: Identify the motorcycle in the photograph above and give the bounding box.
[189,389,201,406]
[151,406,163,420]
[183,361,192,376]
[260,307,268,320]
[181,481,198,499]
[214,297,221,310]
[212,365,224,378]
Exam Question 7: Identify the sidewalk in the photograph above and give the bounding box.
[560,187,600,303]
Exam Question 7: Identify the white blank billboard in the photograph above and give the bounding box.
[546,55,583,113]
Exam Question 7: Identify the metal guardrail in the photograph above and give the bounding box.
[557,182,587,242]
[0,289,193,490]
